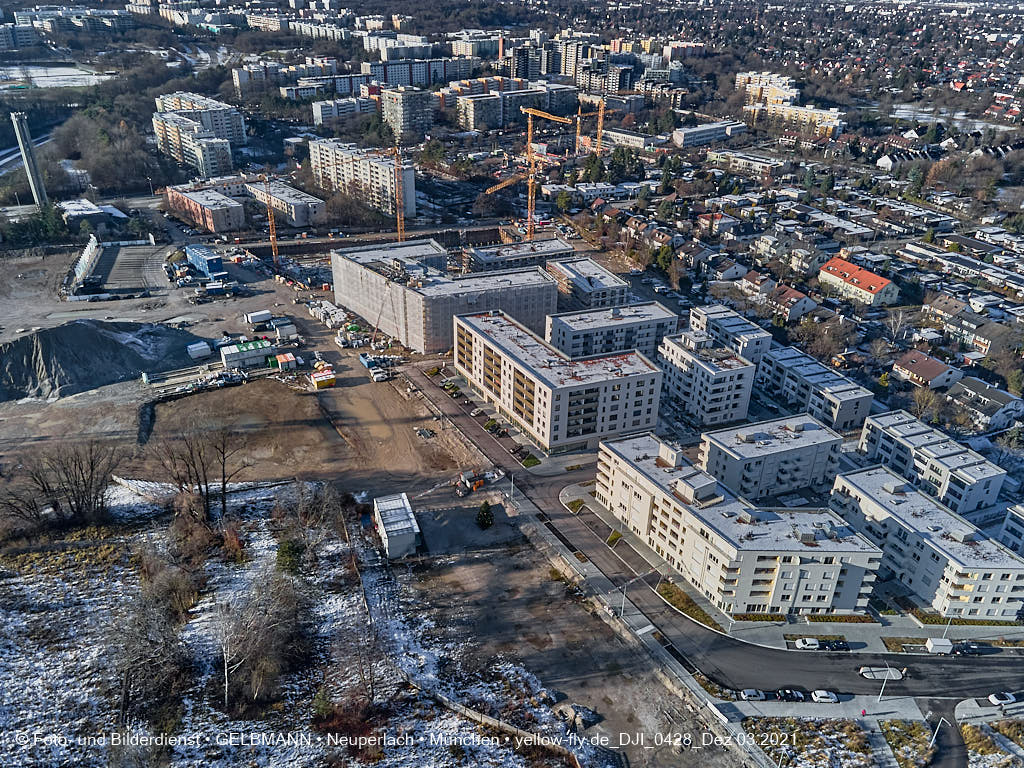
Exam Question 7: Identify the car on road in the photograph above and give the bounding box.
[470,408,483,417]
[795,638,821,651]
[811,690,839,703]
[824,640,851,652]
[952,642,982,656]
[777,689,805,702]
[989,692,1017,706]
[740,689,766,701]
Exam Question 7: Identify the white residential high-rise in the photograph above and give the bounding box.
[688,305,772,364]
[658,331,754,426]
[454,311,662,452]
[831,467,1024,620]
[857,411,1005,517]
[698,415,842,500]
[596,433,881,616]
[545,302,679,360]
[308,140,416,218]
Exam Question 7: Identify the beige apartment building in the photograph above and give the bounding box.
[453,311,662,452]
[698,415,842,500]
[831,467,1024,620]
[658,331,754,426]
[244,180,325,227]
[597,433,881,616]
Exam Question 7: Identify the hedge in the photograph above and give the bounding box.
[913,609,1020,627]
[732,613,786,622]
[808,613,877,623]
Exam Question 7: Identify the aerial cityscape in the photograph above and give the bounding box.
[4,1,1024,767]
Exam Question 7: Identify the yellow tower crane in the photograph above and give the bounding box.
[520,106,572,240]
[389,143,405,242]
[259,173,279,268]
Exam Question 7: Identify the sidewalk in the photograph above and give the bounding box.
[560,482,1024,653]
[956,697,1024,725]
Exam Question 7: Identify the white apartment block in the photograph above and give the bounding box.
[244,181,325,228]
[464,237,574,272]
[308,140,416,218]
[858,411,1006,517]
[453,311,662,452]
[688,304,772,364]
[671,120,746,148]
[698,415,842,500]
[658,331,754,426]
[312,97,377,125]
[382,86,434,137]
[545,302,679,360]
[153,92,247,145]
[597,434,881,616]
[756,346,873,432]
[152,112,233,178]
[999,506,1024,555]
[331,240,557,354]
[831,467,1024,620]
[545,257,629,308]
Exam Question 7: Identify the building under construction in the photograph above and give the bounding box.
[330,239,557,354]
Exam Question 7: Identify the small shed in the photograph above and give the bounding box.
[373,493,421,559]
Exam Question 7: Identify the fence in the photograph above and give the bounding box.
[71,234,100,286]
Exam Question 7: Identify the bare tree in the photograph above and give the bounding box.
[155,423,215,521]
[870,337,891,362]
[884,310,909,344]
[910,386,938,420]
[209,426,252,521]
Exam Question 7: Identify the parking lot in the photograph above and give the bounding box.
[89,243,171,294]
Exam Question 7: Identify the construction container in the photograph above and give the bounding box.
[244,310,273,325]
[220,339,275,368]
[275,353,297,371]
[275,324,298,341]
[187,341,212,360]
[311,371,336,389]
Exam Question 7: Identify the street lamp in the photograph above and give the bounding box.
[877,660,892,703]
[928,717,951,750]
[614,570,655,618]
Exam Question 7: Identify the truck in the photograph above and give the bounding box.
[925,638,954,655]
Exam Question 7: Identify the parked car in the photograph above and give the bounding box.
[989,692,1017,706]
[777,689,805,702]
[795,638,821,651]
[470,408,483,417]
[740,689,766,701]
[824,640,851,652]
[811,690,839,704]
[952,642,982,656]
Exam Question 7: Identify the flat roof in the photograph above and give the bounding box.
[837,467,1022,568]
[766,346,872,399]
[469,237,574,264]
[663,331,753,372]
[180,188,243,209]
[546,257,628,291]
[603,433,879,554]
[703,415,842,458]
[549,301,678,331]
[373,492,420,538]
[250,180,324,205]
[694,305,772,341]
[457,311,658,389]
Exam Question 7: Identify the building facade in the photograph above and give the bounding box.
[658,331,754,426]
[857,411,1006,517]
[545,257,629,308]
[597,433,881,616]
[545,302,679,359]
[244,181,325,227]
[164,187,245,232]
[381,86,434,137]
[453,311,662,452]
[688,304,772,364]
[308,140,416,218]
[818,257,899,306]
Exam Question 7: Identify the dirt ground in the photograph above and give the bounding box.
[407,543,738,768]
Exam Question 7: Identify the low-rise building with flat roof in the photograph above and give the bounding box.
[545,301,679,359]
[858,410,1005,517]
[698,415,842,499]
[545,257,629,308]
[463,237,574,272]
[454,310,662,452]
[756,345,873,431]
[373,492,421,559]
[245,180,325,227]
[831,467,1024,620]
[658,330,754,426]
[331,239,558,354]
[165,186,245,232]
[596,433,881,616]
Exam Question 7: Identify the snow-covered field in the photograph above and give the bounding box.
[0,482,616,768]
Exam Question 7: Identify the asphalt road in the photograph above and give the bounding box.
[409,366,1023,705]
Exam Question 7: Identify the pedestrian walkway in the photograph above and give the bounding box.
[983,724,1024,761]
[956,697,1024,725]
[864,725,901,768]
[730,695,923,722]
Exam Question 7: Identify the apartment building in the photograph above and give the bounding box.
[756,346,873,431]
[735,72,799,105]
[546,302,679,359]
[999,506,1024,554]
[0,23,38,49]
[312,97,377,125]
[164,186,245,233]
[361,57,478,87]
[382,86,434,138]
[698,415,842,500]
[331,240,557,354]
[706,150,787,178]
[308,140,415,218]
[463,237,574,272]
[457,93,503,131]
[545,257,629,308]
[152,112,233,178]
[858,411,1006,517]
[671,120,746,148]
[688,305,772,364]
[818,257,899,306]
[153,92,247,145]
[831,467,1024,620]
[596,433,881,616]
[453,311,662,452]
[658,331,754,426]
[745,102,846,138]
[244,181,325,228]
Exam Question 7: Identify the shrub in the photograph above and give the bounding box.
[733,613,786,622]
[567,499,584,513]
[808,613,876,623]
[656,582,723,631]
[607,531,622,545]
[476,501,494,530]
[222,525,246,564]
[276,539,306,574]
[521,454,541,468]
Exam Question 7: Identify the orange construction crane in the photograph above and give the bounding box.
[520,106,572,240]
[595,97,606,154]
[260,173,279,268]
[390,143,405,242]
